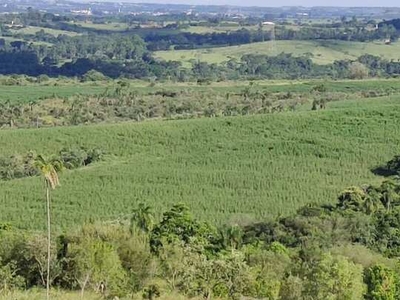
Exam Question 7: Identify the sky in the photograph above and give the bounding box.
[113,0,400,6]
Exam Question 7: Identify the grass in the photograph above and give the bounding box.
[72,21,129,31]
[155,40,400,66]
[0,94,399,231]
[0,290,192,300]
[180,25,260,34]
[0,290,100,300]
[10,26,80,37]
[0,84,107,103]
[2,78,400,104]
[151,78,400,94]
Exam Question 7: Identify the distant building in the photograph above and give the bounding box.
[262,21,275,26]
[5,20,23,29]
[71,8,92,16]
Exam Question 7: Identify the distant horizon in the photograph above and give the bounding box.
[77,0,400,8]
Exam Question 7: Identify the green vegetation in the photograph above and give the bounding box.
[1,77,400,104]
[1,10,400,80]
[72,21,130,31]
[156,40,400,66]
[0,147,103,180]
[2,6,400,299]
[10,26,80,37]
[180,24,260,34]
[3,177,400,299]
[0,84,105,104]
[0,94,398,230]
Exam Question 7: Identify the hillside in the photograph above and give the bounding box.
[155,40,400,66]
[1,95,399,231]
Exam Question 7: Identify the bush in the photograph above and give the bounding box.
[386,155,400,175]
[59,147,103,169]
[81,70,108,82]
[365,264,397,300]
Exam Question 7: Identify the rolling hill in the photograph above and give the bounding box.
[0,94,399,230]
[155,40,400,66]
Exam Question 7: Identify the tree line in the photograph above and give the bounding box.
[3,48,400,81]
[0,82,394,129]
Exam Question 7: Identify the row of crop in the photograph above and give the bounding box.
[0,97,398,228]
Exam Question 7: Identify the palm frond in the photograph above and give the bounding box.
[35,155,62,190]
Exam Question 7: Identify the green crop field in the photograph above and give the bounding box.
[155,40,400,66]
[0,84,107,103]
[2,78,400,104]
[0,94,399,231]
[1,78,400,107]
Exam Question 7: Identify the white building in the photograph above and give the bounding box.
[262,21,275,26]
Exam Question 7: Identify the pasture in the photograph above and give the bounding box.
[1,78,400,104]
[0,84,106,104]
[155,40,400,66]
[0,94,399,230]
[10,26,80,37]
[0,76,400,103]
[72,21,130,31]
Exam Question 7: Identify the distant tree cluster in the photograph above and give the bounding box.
[2,50,400,81]
[0,147,103,180]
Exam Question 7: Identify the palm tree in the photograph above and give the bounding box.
[34,155,62,300]
[130,203,154,233]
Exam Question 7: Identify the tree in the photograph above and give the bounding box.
[337,186,382,214]
[379,180,400,211]
[222,225,243,251]
[303,253,365,300]
[365,264,397,300]
[81,70,108,82]
[150,204,216,253]
[338,186,368,211]
[142,284,161,300]
[68,239,128,299]
[245,245,290,299]
[131,203,154,233]
[386,155,400,176]
[34,155,62,300]
[279,275,303,300]
[349,62,369,79]
[179,249,252,300]
[0,258,24,293]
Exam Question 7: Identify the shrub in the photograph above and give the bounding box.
[82,70,108,82]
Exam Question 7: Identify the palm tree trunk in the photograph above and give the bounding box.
[46,180,51,300]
